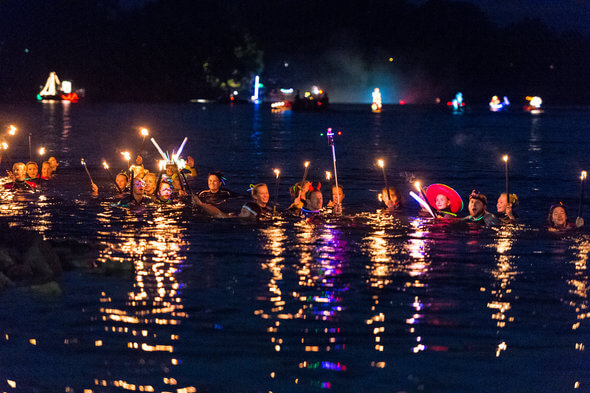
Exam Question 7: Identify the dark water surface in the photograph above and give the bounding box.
[0,103,590,393]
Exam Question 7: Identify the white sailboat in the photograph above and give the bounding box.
[37,72,82,102]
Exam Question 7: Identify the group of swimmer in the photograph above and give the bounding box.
[2,151,585,233]
[4,157,59,190]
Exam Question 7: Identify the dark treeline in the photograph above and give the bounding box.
[0,0,589,104]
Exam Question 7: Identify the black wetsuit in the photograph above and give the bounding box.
[197,189,235,209]
[497,211,518,223]
[4,180,37,191]
[117,195,152,207]
[25,175,41,186]
[242,201,273,220]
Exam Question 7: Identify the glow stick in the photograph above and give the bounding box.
[414,180,433,215]
[176,137,188,160]
[150,138,169,161]
[409,191,436,218]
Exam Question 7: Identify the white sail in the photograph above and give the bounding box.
[39,72,61,97]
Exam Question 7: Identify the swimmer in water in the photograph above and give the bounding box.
[155,182,173,204]
[129,155,147,179]
[425,184,463,218]
[287,181,311,215]
[115,172,129,193]
[117,177,151,206]
[5,162,37,191]
[547,202,583,231]
[40,161,51,180]
[326,185,344,214]
[47,156,59,174]
[497,193,518,223]
[463,190,498,225]
[25,161,40,184]
[144,172,157,197]
[302,184,323,218]
[240,183,272,220]
[197,171,236,210]
[379,186,402,212]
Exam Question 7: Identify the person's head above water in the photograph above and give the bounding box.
[41,161,51,179]
[548,203,568,228]
[468,189,488,218]
[331,185,344,204]
[380,187,402,209]
[132,177,146,197]
[48,156,58,172]
[305,189,323,211]
[158,182,172,201]
[208,172,225,193]
[425,184,463,213]
[26,161,38,179]
[115,173,128,191]
[12,162,26,181]
[251,183,269,207]
[165,163,176,177]
[435,194,451,211]
[290,181,311,201]
[497,193,519,213]
[144,172,157,195]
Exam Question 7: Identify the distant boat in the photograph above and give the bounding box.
[268,86,329,112]
[489,95,510,112]
[524,96,543,114]
[292,86,329,111]
[447,92,465,114]
[37,72,84,103]
[371,88,382,113]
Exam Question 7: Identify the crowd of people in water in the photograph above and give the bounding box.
[2,153,585,233]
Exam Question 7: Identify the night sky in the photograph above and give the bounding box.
[0,0,588,104]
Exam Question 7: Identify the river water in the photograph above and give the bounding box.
[0,102,589,393]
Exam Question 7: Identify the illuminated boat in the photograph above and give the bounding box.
[292,86,329,111]
[37,72,84,103]
[268,87,295,111]
[446,92,465,114]
[524,96,543,114]
[371,88,382,113]
[489,95,510,112]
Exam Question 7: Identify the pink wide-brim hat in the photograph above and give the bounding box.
[425,183,463,213]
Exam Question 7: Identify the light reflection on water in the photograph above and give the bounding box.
[0,104,590,392]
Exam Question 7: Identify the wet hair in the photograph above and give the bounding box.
[116,172,129,181]
[290,181,310,199]
[469,189,487,205]
[382,186,403,205]
[208,171,226,185]
[304,182,321,200]
[251,183,267,197]
[547,202,567,228]
[500,192,519,206]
